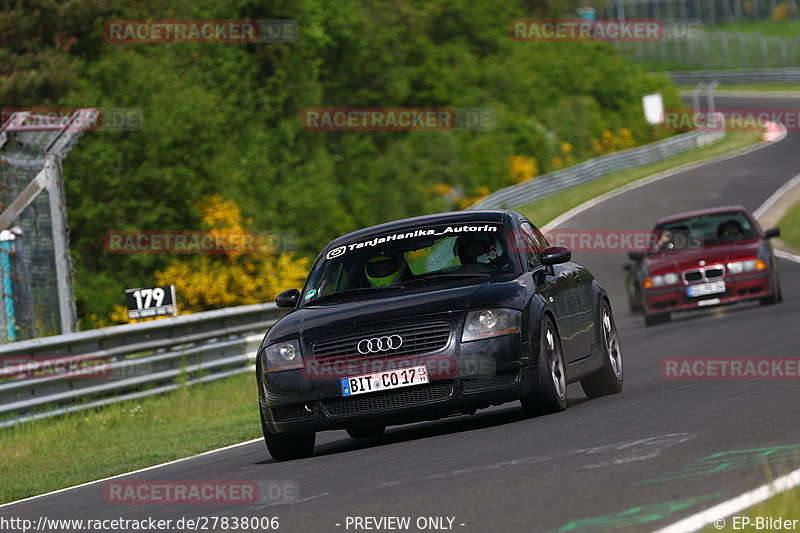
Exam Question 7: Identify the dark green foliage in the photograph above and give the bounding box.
[1,0,681,327]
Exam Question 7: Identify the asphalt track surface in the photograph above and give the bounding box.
[3,96,800,533]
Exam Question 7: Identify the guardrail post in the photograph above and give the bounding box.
[45,154,76,334]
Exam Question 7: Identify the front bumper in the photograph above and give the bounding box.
[643,271,772,314]
[260,333,534,434]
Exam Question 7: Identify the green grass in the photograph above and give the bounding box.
[0,372,261,505]
[777,200,800,250]
[517,131,763,226]
[0,129,769,507]
[717,19,800,39]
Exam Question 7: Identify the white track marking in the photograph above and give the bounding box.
[0,438,262,509]
[753,172,800,220]
[651,467,800,533]
[776,249,800,263]
[544,140,778,231]
[540,125,800,532]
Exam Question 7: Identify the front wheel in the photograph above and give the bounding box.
[260,408,315,461]
[760,273,782,305]
[581,302,623,398]
[521,315,567,416]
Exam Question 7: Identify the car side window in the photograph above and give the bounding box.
[519,222,545,268]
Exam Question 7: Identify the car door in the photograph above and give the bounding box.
[518,222,579,361]
[521,221,593,362]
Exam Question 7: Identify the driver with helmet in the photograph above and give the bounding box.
[364,254,408,287]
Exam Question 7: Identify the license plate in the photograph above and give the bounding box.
[340,364,428,397]
[687,280,726,298]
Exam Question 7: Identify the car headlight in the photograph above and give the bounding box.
[262,339,304,372]
[462,308,521,342]
[727,258,767,274]
[644,272,679,288]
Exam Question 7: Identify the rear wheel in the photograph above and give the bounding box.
[644,312,670,326]
[346,425,386,439]
[581,303,623,398]
[521,316,567,416]
[260,408,315,461]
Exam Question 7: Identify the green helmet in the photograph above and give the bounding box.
[365,255,405,287]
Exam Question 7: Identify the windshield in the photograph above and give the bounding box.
[301,223,520,305]
[649,211,756,254]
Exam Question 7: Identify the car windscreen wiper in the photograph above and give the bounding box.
[303,285,405,305]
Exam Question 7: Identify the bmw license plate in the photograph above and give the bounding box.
[687,280,726,298]
[340,364,428,397]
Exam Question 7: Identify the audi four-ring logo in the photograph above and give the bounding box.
[357,335,403,354]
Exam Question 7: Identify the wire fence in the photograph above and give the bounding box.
[615,28,800,69]
[0,114,87,342]
[605,0,799,24]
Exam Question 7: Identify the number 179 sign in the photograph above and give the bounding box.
[125,285,177,320]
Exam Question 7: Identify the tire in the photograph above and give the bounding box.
[644,312,670,326]
[521,315,567,416]
[581,302,623,398]
[260,408,315,461]
[760,273,782,305]
[346,425,386,439]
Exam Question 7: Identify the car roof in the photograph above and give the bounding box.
[327,209,518,248]
[654,205,749,226]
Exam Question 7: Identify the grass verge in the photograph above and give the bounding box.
[717,19,800,39]
[517,131,763,226]
[0,372,260,505]
[0,130,768,507]
[777,200,800,250]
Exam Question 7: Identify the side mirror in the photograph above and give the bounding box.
[541,246,571,266]
[628,252,645,261]
[275,288,300,308]
[765,228,780,239]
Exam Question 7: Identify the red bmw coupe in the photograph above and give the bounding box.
[625,206,782,326]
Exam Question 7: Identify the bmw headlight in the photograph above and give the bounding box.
[727,258,766,274]
[262,339,304,372]
[462,308,521,342]
[644,272,679,288]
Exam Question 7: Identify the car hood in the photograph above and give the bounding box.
[263,277,529,345]
[644,240,762,274]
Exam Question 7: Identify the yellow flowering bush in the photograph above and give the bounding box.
[104,195,309,324]
[508,155,539,184]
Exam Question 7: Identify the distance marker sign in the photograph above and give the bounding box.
[125,285,177,320]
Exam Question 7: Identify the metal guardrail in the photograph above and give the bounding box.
[666,68,800,85]
[0,128,729,428]
[469,130,725,211]
[0,303,281,427]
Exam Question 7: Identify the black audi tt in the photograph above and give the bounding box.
[256,210,623,460]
